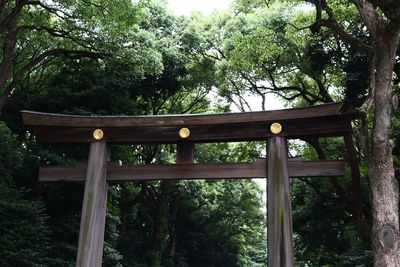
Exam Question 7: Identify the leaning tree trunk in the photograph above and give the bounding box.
[368,42,400,266]
[0,94,8,115]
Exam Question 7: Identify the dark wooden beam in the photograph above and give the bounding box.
[30,116,352,144]
[267,137,294,266]
[21,103,356,144]
[38,159,345,182]
[22,103,350,127]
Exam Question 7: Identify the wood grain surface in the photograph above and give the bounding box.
[76,141,108,267]
[267,137,294,266]
[39,159,345,182]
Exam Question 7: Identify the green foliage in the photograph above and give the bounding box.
[0,122,23,180]
[289,138,373,266]
[292,177,373,266]
[0,3,268,263]
[115,179,266,267]
[341,51,369,110]
[0,181,53,266]
[3,0,396,266]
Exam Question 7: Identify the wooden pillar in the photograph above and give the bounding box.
[176,142,194,163]
[267,136,294,267]
[76,141,108,267]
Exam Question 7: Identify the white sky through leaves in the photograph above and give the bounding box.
[167,0,233,16]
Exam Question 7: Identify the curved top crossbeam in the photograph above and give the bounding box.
[21,102,357,144]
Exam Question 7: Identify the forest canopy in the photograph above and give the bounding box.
[0,0,399,266]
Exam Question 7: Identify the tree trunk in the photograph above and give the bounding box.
[165,191,181,266]
[0,1,27,113]
[0,93,8,115]
[117,182,147,242]
[150,181,168,266]
[369,43,400,266]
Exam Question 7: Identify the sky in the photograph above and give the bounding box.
[167,0,233,16]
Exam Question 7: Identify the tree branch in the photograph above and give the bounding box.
[0,0,25,94]
[364,0,400,23]
[27,1,78,20]
[17,25,96,49]
[0,48,104,111]
[0,0,27,30]
[309,0,372,53]
[350,0,384,41]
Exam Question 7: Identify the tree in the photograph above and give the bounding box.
[0,0,143,113]
[0,121,22,179]
[0,181,54,267]
[290,137,373,265]
[301,1,400,265]
[179,5,341,112]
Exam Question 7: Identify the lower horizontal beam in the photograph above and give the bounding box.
[39,159,345,182]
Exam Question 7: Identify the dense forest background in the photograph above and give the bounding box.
[0,0,399,266]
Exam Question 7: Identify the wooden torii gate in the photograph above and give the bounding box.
[21,102,357,267]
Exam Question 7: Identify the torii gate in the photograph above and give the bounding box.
[21,102,357,267]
